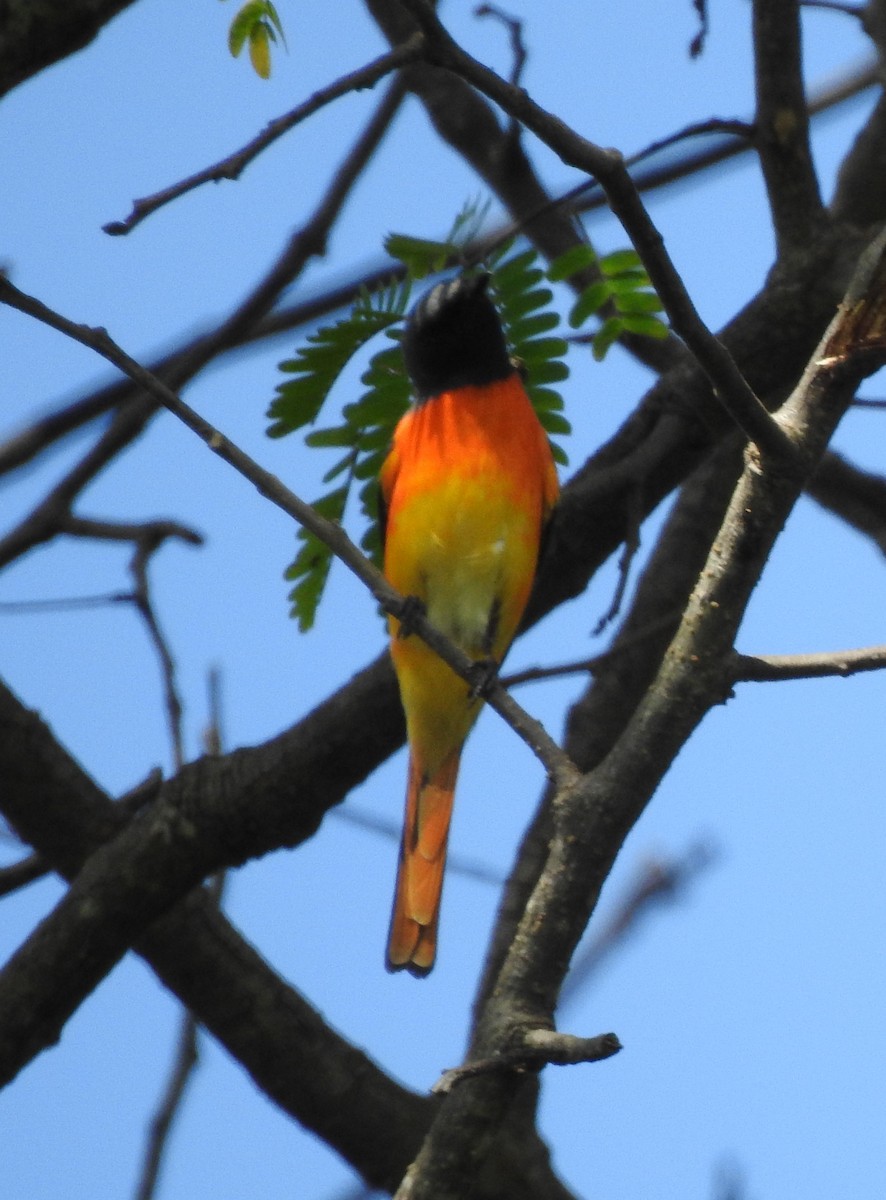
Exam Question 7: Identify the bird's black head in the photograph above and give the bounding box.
[401,274,512,402]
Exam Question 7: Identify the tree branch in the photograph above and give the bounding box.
[0,676,576,1199]
[104,37,423,235]
[807,450,886,554]
[0,73,407,571]
[753,0,825,250]
[732,643,886,680]
[0,0,139,98]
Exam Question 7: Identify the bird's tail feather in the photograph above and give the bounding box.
[386,749,460,976]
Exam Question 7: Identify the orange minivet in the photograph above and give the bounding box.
[380,274,559,975]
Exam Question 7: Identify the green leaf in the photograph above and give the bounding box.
[604,266,650,284]
[263,0,287,45]
[600,248,644,275]
[228,2,267,56]
[285,488,348,632]
[606,274,657,297]
[353,447,389,481]
[619,314,670,339]
[569,281,611,328]
[526,358,570,385]
[547,243,599,282]
[518,336,569,363]
[499,285,553,321]
[304,425,354,448]
[384,233,452,279]
[529,387,566,411]
[226,1,286,77]
[352,424,399,454]
[506,310,561,342]
[385,199,490,280]
[613,290,665,315]
[359,518,383,566]
[592,316,624,361]
[492,248,539,290]
[538,410,572,436]
[344,387,404,428]
[267,307,401,438]
[322,450,358,485]
[249,23,271,78]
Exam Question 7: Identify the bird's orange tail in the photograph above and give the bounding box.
[386,749,461,975]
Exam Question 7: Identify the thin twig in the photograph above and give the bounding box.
[800,0,864,15]
[753,0,824,251]
[474,5,527,89]
[689,0,709,58]
[104,35,424,235]
[59,516,202,770]
[0,767,162,899]
[133,1014,199,1200]
[0,592,133,612]
[562,843,717,1003]
[0,853,46,898]
[133,673,228,1200]
[732,644,886,682]
[592,485,643,635]
[433,1030,621,1094]
[0,77,407,573]
[501,609,684,688]
[333,805,503,886]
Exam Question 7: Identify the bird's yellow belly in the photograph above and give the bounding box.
[386,474,537,660]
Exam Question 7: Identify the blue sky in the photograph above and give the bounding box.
[2,2,885,1198]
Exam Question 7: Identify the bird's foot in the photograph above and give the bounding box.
[468,657,500,699]
[395,594,426,639]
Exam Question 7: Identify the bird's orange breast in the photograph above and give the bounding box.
[381,374,557,659]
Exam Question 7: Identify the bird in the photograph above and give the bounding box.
[379,272,559,975]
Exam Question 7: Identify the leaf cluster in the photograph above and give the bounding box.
[223,0,286,79]
[549,244,668,359]
[267,209,668,632]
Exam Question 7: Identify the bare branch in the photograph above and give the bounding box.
[0,677,571,1198]
[807,450,886,555]
[432,1030,622,1095]
[0,852,46,898]
[0,0,139,99]
[753,0,825,249]
[104,37,424,235]
[133,673,229,1200]
[732,643,886,681]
